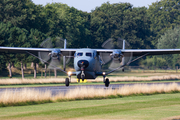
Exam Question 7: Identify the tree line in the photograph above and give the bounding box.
[0,0,180,76]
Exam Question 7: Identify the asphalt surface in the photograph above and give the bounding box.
[0,82,180,96]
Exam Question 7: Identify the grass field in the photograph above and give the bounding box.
[1,72,180,86]
[0,93,180,120]
[0,83,179,107]
[1,71,180,119]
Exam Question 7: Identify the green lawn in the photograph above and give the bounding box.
[0,93,180,120]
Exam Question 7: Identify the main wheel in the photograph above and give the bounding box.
[105,78,110,87]
[65,78,69,87]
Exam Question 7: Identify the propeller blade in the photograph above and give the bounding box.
[40,38,53,48]
[65,52,72,64]
[38,38,53,63]
[101,37,133,70]
[39,37,72,71]
[38,52,51,63]
[26,51,66,74]
[48,58,61,69]
[55,37,71,64]
[102,38,114,49]
[55,37,64,48]
[123,52,133,65]
[100,53,111,64]
[109,59,121,70]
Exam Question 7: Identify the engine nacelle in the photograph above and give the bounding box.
[49,49,61,59]
[110,50,123,61]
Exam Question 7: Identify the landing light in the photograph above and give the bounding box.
[68,71,72,76]
[103,72,106,75]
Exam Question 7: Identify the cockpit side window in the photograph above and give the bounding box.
[77,52,83,56]
[86,52,92,57]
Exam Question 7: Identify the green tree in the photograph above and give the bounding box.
[0,0,47,32]
[90,2,153,49]
[142,56,167,68]
[147,0,180,46]
[0,22,46,76]
[158,26,180,67]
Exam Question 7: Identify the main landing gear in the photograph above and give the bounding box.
[65,78,70,86]
[65,72,72,87]
[103,75,110,87]
[105,78,110,87]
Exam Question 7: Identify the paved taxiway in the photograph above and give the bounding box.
[0,82,180,96]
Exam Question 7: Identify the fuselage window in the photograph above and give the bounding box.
[77,53,83,56]
[86,52,92,57]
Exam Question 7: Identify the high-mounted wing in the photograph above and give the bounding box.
[2,47,180,56]
[121,49,180,56]
[0,47,76,56]
[0,46,77,73]
[96,48,180,75]
[96,49,180,56]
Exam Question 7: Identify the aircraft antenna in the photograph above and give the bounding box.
[64,39,67,49]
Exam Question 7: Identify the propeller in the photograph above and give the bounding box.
[100,38,133,70]
[38,37,71,70]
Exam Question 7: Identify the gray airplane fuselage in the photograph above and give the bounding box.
[74,48,102,79]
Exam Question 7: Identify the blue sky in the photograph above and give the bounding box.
[32,0,159,12]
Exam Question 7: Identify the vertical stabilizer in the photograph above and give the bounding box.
[122,40,125,50]
[64,39,67,49]
[63,39,67,71]
[122,40,125,72]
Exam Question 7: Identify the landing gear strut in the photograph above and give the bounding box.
[81,71,85,81]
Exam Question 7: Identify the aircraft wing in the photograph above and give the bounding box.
[97,49,180,56]
[122,49,180,56]
[0,47,76,56]
[1,47,180,57]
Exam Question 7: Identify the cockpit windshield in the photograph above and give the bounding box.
[77,53,83,56]
[86,52,92,57]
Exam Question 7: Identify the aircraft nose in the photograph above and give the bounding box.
[77,60,89,69]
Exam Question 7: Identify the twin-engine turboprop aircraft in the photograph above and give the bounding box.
[1,38,180,87]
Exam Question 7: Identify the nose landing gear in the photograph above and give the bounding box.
[81,71,85,81]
